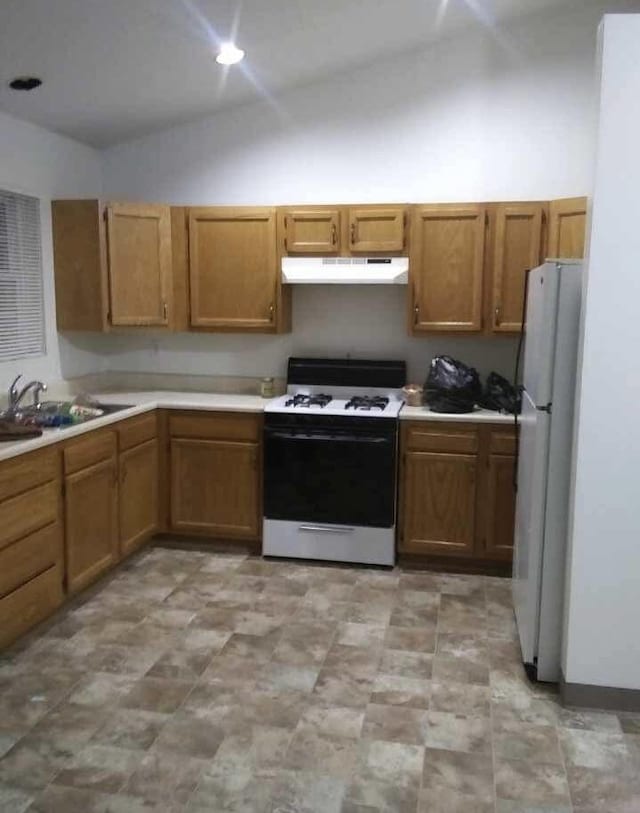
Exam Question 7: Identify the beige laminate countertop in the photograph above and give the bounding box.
[0,391,267,463]
[399,405,515,424]
[0,390,515,463]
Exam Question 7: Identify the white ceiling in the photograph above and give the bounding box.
[0,0,594,147]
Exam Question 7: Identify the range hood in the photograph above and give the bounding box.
[282,256,408,285]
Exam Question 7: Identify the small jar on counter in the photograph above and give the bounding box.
[402,384,423,407]
[260,377,275,398]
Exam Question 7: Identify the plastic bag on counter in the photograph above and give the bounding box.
[478,371,522,414]
[424,355,481,414]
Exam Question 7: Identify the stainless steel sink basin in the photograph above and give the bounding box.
[11,400,133,428]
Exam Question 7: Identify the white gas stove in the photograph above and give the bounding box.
[263,357,406,567]
[264,386,404,419]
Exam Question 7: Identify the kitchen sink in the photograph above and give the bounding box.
[8,400,134,429]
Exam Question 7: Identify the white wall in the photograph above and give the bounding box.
[562,14,640,690]
[0,110,103,392]
[91,0,624,382]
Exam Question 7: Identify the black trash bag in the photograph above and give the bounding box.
[478,371,522,414]
[424,355,481,414]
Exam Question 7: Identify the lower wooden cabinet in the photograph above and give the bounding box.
[484,453,516,560]
[169,412,261,540]
[64,433,119,595]
[402,451,477,557]
[119,438,158,557]
[399,421,516,565]
[0,448,64,649]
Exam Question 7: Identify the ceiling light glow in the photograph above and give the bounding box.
[216,42,245,65]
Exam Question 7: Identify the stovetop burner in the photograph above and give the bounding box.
[284,393,333,409]
[344,395,390,411]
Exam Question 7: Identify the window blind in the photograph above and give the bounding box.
[0,189,45,361]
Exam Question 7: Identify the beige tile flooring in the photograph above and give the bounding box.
[0,545,639,812]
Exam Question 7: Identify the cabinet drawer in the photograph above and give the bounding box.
[0,522,62,598]
[489,429,516,455]
[0,480,59,551]
[0,448,58,502]
[0,564,63,650]
[169,411,261,442]
[64,430,117,474]
[404,422,478,453]
[119,411,157,451]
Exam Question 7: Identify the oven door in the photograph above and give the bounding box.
[264,420,397,528]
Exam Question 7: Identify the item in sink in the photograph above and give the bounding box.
[0,419,43,441]
[69,404,104,420]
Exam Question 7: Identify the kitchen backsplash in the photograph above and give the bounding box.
[59,286,519,386]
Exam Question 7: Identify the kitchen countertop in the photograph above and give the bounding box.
[399,405,515,424]
[0,390,515,462]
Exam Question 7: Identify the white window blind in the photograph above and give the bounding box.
[0,189,45,361]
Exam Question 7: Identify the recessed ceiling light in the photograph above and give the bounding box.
[9,76,42,91]
[216,42,245,66]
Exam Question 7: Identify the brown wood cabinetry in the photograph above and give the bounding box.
[410,204,486,333]
[188,207,280,331]
[64,431,119,594]
[348,206,406,253]
[52,199,174,331]
[279,204,407,257]
[282,208,341,254]
[400,421,516,566]
[0,448,64,649]
[169,411,261,540]
[118,413,159,557]
[548,197,587,260]
[491,202,546,333]
[106,202,172,326]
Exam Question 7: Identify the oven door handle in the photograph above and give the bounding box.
[299,524,355,534]
[266,431,390,443]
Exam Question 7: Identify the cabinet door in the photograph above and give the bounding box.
[170,438,259,539]
[401,451,477,557]
[484,454,516,561]
[548,197,587,260]
[65,457,118,594]
[348,207,405,253]
[491,203,544,333]
[189,207,277,330]
[410,205,485,333]
[284,209,340,254]
[119,439,158,558]
[106,202,172,326]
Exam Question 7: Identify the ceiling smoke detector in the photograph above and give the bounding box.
[216,43,245,65]
[9,76,42,91]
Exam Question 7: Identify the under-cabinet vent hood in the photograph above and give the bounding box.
[282,256,408,285]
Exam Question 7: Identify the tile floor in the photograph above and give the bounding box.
[0,545,639,812]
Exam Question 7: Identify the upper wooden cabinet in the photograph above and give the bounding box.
[548,197,587,260]
[283,208,340,254]
[410,204,486,333]
[348,207,406,253]
[188,207,279,331]
[106,203,171,327]
[491,202,546,333]
[279,204,407,256]
[52,199,175,331]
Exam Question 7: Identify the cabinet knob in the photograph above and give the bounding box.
[331,223,337,246]
[163,301,168,321]
[350,222,356,244]
[269,303,274,321]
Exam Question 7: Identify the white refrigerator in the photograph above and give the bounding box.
[513,260,582,683]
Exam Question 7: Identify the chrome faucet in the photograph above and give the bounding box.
[7,375,47,414]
